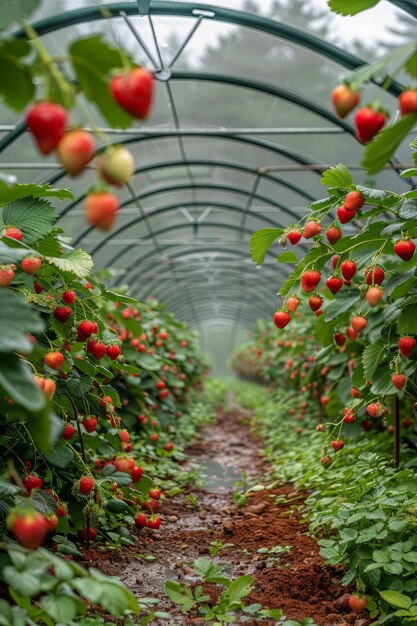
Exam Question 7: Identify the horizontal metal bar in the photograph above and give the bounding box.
[0,125,347,135]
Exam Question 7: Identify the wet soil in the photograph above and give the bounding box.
[81,403,370,626]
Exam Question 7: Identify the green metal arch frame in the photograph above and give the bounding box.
[155,281,277,308]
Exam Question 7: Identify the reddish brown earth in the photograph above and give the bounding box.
[80,404,370,625]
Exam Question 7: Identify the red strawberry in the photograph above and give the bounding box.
[85,191,120,231]
[21,256,42,275]
[303,220,322,239]
[180,340,188,348]
[78,321,98,339]
[344,408,356,423]
[113,456,135,474]
[392,373,407,390]
[44,351,64,370]
[344,191,365,212]
[110,68,154,119]
[365,266,385,285]
[331,255,340,270]
[337,205,356,224]
[286,296,300,313]
[320,455,332,468]
[131,466,143,482]
[48,514,59,531]
[149,489,161,500]
[366,285,383,307]
[56,503,68,518]
[26,102,67,154]
[308,295,323,312]
[348,595,368,614]
[165,442,174,451]
[346,326,358,341]
[8,510,49,549]
[399,89,417,116]
[62,290,75,304]
[87,340,107,360]
[96,146,135,187]
[62,423,76,440]
[0,266,15,287]
[150,433,159,442]
[367,402,385,418]
[146,517,161,530]
[398,336,416,358]
[82,417,98,433]
[135,513,148,528]
[273,311,291,329]
[100,395,113,408]
[354,106,387,143]
[326,276,343,295]
[334,333,346,346]
[340,260,356,281]
[79,476,94,495]
[331,440,345,452]
[394,238,415,261]
[325,226,342,244]
[287,229,302,245]
[106,345,121,360]
[362,419,374,432]
[79,527,97,541]
[54,306,72,323]
[119,429,130,444]
[351,315,367,333]
[331,84,361,118]
[3,226,22,241]
[34,281,43,294]
[23,474,43,491]
[156,380,166,390]
[57,130,95,175]
[301,270,321,293]
[351,387,362,399]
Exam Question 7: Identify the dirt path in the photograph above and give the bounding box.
[81,404,369,626]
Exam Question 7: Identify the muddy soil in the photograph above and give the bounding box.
[81,404,369,626]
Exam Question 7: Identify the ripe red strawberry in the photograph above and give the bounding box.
[0,266,15,287]
[23,474,43,491]
[344,408,356,423]
[346,325,358,341]
[131,466,143,482]
[156,380,166,390]
[34,281,43,294]
[366,285,383,307]
[301,270,321,293]
[392,373,407,390]
[56,503,68,518]
[354,106,387,143]
[135,513,147,528]
[308,295,323,312]
[26,102,68,154]
[150,433,159,442]
[351,315,367,333]
[351,387,362,399]
[106,345,121,360]
[398,336,416,358]
[96,146,135,187]
[3,226,22,241]
[337,205,356,224]
[331,84,361,118]
[399,89,417,116]
[8,510,49,549]
[287,229,302,245]
[79,476,94,495]
[334,333,346,346]
[286,296,300,313]
[394,238,415,261]
[87,340,107,360]
[149,489,161,500]
[62,423,76,440]
[119,429,130,444]
[344,191,365,212]
[365,266,385,285]
[331,255,340,270]
[54,306,72,323]
[82,416,98,433]
[362,419,374,432]
[35,376,56,400]
[113,456,135,474]
[340,260,356,281]
[22,255,42,275]
[326,276,343,295]
[325,226,342,244]
[110,68,154,119]
[180,340,188,348]
[100,395,113,408]
[367,402,385,418]
[62,290,75,304]
[79,527,97,541]
[320,455,332,468]
[348,595,368,614]
[165,442,174,452]
[303,220,322,239]
[44,351,64,370]
[57,129,95,175]
[146,517,161,530]
[331,440,345,452]
[48,514,59,531]
[273,311,291,329]
[85,191,120,231]
[78,320,98,340]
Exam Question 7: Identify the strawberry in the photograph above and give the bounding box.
[303,220,322,239]
[35,376,56,400]
[273,311,291,329]
[79,527,97,541]
[344,408,356,423]
[26,102,67,154]
[286,296,300,313]
[56,503,68,518]
[21,255,42,275]
[301,270,321,293]
[325,226,342,244]
[78,320,98,340]
[346,326,358,341]
[367,402,385,418]
[398,336,416,358]
[85,191,120,231]
[348,595,368,614]
[344,191,365,212]
[44,351,64,370]
[331,255,340,270]
[308,295,323,312]
[334,333,346,346]
[156,380,166,390]
[113,456,135,474]
[3,226,22,241]
[110,68,154,119]
[366,285,383,307]
[340,260,356,281]
[326,276,343,295]
[82,417,98,433]
[337,205,356,224]
[331,84,360,118]
[62,290,75,304]
[149,489,161,500]
[54,306,72,323]
[96,146,135,187]
[150,433,159,442]
[287,229,302,245]
[106,345,121,360]
[180,340,188,347]
[62,423,76,440]
[350,387,362,399]
[131,466,143,482]
[119,429,130,444]
[134,513,148,528]
[79,476,94,495]
[392,373,407,390]
[362,419,374,432]
[165,442,174,452]
[331,440,344,452]
[87,340,107,360]
[48,514,59,531]
[355,106,387,143]
[399,89,417,116]
[100,395,113,408]
[0,266,15,287]
[8,509,49,549]
[23,474,43,491]
[34,281,43,294]
[351,315,367,333]
[365,266,385,285]
[320,455,332,468]
[146,517,161,530]
[57,130,95,175]
[394,238,415,261]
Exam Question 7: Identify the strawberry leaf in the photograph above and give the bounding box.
[0,40,34,111]
[0,181,73,206]
[0,0,39,29]
[249,228,283,265]
[0,197,57,244]
[320,164,353,188]
[398,302,417,335]
[361,115,417,175]
[46,248,94,278]
[327,0,379,16]
[362,341,387,380]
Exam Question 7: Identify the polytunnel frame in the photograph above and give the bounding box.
[4,0,416,335]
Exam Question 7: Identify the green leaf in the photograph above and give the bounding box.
[0,289,44,353]
[371,364,395,395]
[0,354,46,411]
[379,590,412,609]
[0,478,20,497]
[398,303,417,335]
[362,341,386,380]
[277,251,298,263]
[3,565,41,596]
[0,197,57,245]
[361,115,417,175]
[0,1,39,30]
[164,581,196,612]
[136,354,162,371]
[41,594,84,622]
[45,444,74,468]
[400,168,417,178]
[324,289,360,322]
[66,372,93,397]
[405,48,417,78]
[320,164,353,188]
[73,570,140,616]
[327,0,379,15]
[226,575,254,608]
[399,199,417,220]
[308,197,335,212]
[46,248,94,278]
[249,228,282,265]
[0,40,34,111]
[69,36,133,128]
[0,182,73,206]
[103,291,138,304]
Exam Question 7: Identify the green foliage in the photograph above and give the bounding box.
[0,40,34,110]
[0,197,57,245]
[361,115,417,175]
[327,0,380,16]
[249,228,283,265]
[320,163,353,188]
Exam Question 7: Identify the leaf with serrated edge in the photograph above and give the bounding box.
[320,164,353,188]
[362,341,386,380]
[47,248,94,278]
[0,197,57,244]
[249,228,282,265]
[328,0,379,15]
[361,115,417,176]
